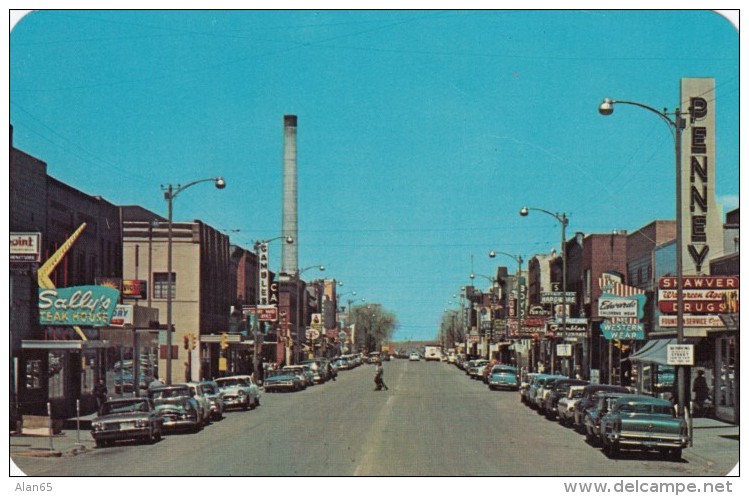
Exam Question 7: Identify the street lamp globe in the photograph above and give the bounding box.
[519,207,529,216]
[285,236,294,244]
[598,98,615,115]
[215,177,227,189]
[488,250,496,258]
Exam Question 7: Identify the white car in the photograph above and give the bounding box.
[186,382,213,425]
[215,375,261,410]
[409,352,420,361]
[557,385,586,426]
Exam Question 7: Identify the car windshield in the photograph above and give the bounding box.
[268,370,292,378]
[202,383,217,394]
[217,378,248,387]
[151,388,189,399]
[101,400,150,415]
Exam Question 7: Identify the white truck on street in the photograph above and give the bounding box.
[424,346,442,362]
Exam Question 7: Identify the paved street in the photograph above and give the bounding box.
[12,360,738,477]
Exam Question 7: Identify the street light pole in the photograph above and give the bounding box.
[162,177,225,385]
[599,97,686,413]
[520,207,568,375]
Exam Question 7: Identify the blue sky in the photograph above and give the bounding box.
[9,10,739,342]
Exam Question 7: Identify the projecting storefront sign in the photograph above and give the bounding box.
[601,321,645,340]
[541,291,576,304]
[10,232,42,262]
[39,285,120,326]
[546,322,588,337]
[680,78,721,276]
[598,296,642,319]
[122,279,148,299]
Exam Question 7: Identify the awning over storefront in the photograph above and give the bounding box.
[627,338,676,366]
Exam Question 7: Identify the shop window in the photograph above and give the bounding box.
[48,352,65,399]
[25,360,42,390]
[153,272,176,300]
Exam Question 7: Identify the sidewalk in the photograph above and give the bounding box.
[686,417,740,475]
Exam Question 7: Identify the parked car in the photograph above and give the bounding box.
[283,365,314,387]
[148,385,202,432]
[583,392,633,445]
[409,352,420,362]
[543,379,589,420]
[299,359,331,383]
[488,365,520,391]
[557,385,587,427]
[599,395,689,460]
[526,374,553,407]
[264,369,304,392]
[199,380,224,420]
[532,375,567,411]
[90,397,162,447]
[186,382,213,425]
[468,359,489,380]
[215,375,260,410]
[573,384,633,431]
[519,372,540,404]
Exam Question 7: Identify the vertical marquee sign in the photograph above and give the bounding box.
[257,242,270,305]
[680,78,721,275]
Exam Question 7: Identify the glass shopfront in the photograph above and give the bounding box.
[714,334,737,423]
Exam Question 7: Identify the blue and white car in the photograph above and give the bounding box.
[488,365,519,391]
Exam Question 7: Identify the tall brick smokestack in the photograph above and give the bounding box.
[281,114,298,276]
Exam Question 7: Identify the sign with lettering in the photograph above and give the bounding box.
[39,285,120,326]
[109,305,134,327]
[667,344,694,366]
[601,321,645,340]
[658,276,738,290]
[659,315,724,328]
[256,305,278,322]
[258,242,270,305]
[680,78,721,275]
[541,291,576,304]
[10,232,42,262]
[598,296,642,318]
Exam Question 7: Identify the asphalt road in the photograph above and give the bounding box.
[12,359,734,477]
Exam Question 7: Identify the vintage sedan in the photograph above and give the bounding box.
[186,382,213,425]
[488,365,520,391]
[90,398,162,447]
[264,369,304,392]
[557,385,587,426]
[468,359,489,380]
[283,365,315,387]
[583,392,633,445]
[148,385,202,432]
[600,395,689,460]
[533,375,567,412]
[199,380,224,420]
[519,372,540,404]
[299,359,330,383]
[215,375,260,410]
[573,384,632,431]
[543,379,589,420]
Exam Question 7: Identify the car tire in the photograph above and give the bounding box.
[604,441,619,458]
[95,438,105,448]
[242,400,250,411]
[669,448,682,461]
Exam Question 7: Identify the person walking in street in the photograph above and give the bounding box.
[374,361,388,391]
[94,379,108,411]
[692,369,710,416]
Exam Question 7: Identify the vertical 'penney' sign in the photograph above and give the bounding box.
[681,78,721,275]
